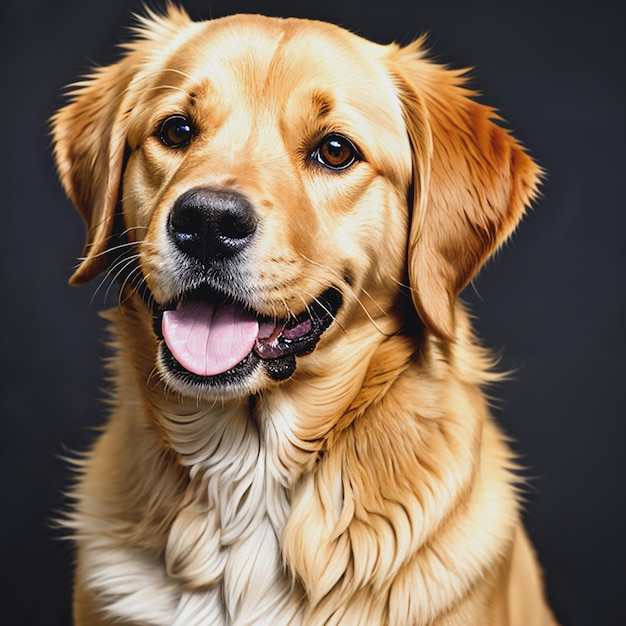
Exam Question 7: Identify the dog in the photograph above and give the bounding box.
[52,7,558,625]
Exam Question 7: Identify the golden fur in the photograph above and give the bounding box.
[52,8,558,625]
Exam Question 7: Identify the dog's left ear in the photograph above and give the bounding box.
[388,41,542,340]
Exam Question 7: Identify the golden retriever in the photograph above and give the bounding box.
[52,7,558,625]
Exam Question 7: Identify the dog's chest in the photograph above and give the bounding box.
[158,398,307,624]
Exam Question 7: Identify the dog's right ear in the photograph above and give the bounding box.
[51,8,193,285]
[52,56,139,285]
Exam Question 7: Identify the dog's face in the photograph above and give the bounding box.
[53,10,540,399]
[121,14,413,395]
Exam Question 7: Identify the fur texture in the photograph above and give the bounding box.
[53,8,557,625]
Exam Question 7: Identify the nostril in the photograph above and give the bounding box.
[218,206,258,240]
[168,202,204,245]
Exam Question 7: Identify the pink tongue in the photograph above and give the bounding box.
[162,301,259,376]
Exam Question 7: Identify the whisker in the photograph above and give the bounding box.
[106,258,140,303]
[120,225,149,236]
[282,297,296,321]
[70,214,121,269]
[73,224,147,289]
[119,190,147,204]
[100,255,141,304]
[90,252,139,307]
[80,240,139,262]
[135,269,156,309]
[352,283,388,316]
[299,254,393,337]
[311,292,346,334]
[391,276,413,292]
[116,264,146,307]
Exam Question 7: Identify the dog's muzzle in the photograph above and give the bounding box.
[145,187,342,387]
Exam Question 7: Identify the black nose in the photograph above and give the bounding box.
[168,188,258,262]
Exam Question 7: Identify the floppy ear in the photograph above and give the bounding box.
[52,7,194,285]
[388,41,542,340]
[52,57,139,285]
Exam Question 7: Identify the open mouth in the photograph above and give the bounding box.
[153,286,342,384]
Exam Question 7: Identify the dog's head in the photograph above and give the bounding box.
[52,9,540,398]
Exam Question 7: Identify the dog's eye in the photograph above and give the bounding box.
[313,134,359,170]
[157,115,194,148]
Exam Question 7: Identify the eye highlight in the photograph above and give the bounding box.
[312,134,360,170]
[157,115,194,148]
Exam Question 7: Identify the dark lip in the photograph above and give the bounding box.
[160,343,266,387]
[255,287,342,360]
[152,285,342,384]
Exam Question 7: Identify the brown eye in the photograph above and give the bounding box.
[157,115,194,148]
[314,134,359,170]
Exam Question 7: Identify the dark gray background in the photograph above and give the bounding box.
[1,1,624,624]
